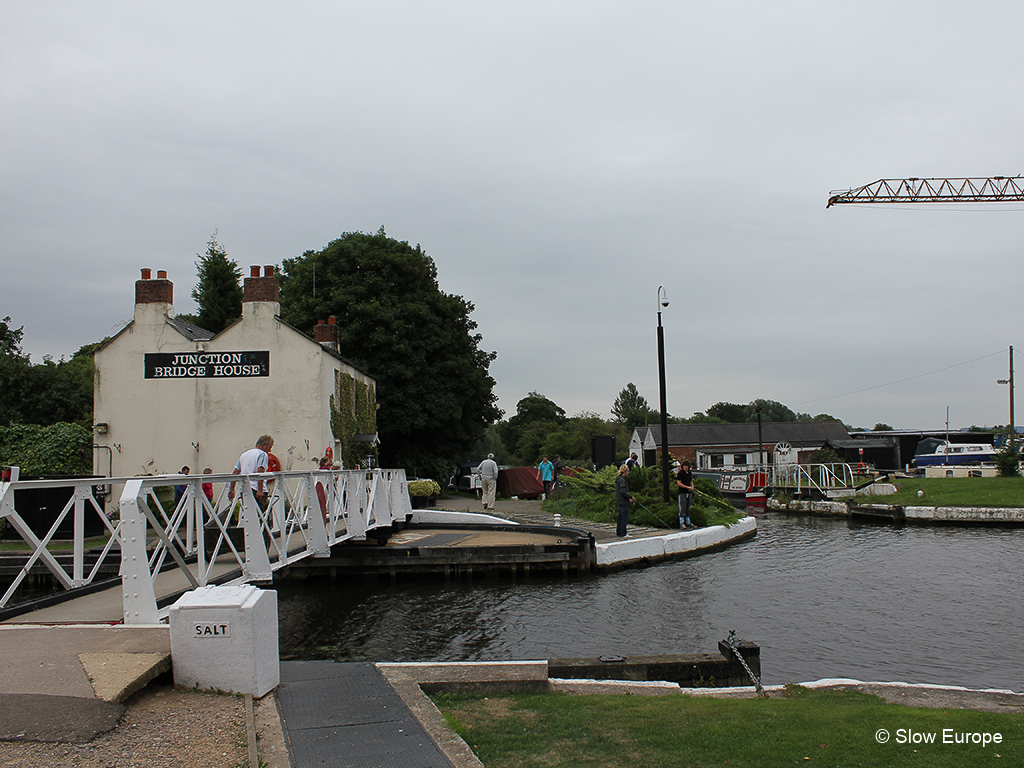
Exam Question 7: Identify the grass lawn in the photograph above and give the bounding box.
[868,476,1024,507]
[434,686,1024,767]
[0,534,113,552]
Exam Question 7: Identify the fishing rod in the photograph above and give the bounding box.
[692,487,738,510]
[634,500,674,529]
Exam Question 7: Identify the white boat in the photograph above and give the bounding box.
[911,438,997,467]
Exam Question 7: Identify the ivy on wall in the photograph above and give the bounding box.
[0,422,93,476]
[330,372,377,467]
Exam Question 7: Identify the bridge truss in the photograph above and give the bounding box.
[0,467,412,623]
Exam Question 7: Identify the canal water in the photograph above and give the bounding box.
[276,514,1024,692]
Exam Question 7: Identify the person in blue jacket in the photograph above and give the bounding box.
[537,455,554,498]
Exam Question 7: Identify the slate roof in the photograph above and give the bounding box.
[635,421,850,447]
[166,316,215,341]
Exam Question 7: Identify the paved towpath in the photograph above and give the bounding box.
[431,494,665,541]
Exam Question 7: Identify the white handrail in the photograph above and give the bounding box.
[0,467,413,623]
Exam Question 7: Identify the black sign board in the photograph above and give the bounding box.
[144,351,270,379]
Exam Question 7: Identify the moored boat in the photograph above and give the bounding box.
[911,438,997,467]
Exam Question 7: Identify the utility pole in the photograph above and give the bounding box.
[998,345,1015,449]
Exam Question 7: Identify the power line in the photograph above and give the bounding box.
[795,349,1006,407]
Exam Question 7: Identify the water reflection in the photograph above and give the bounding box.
[276,515,1024,691]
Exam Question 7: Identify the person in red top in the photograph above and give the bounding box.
[202,467,214,503]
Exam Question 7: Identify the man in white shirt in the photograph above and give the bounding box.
[228,434,274,508]
[477,453,499,510]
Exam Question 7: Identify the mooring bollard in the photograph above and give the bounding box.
[554,514,561,527]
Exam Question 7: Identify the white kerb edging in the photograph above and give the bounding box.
[596,516,756,567]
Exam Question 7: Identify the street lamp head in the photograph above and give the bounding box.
[657,285,669,309]
[998,379,1010,384]
[661,297,670,308]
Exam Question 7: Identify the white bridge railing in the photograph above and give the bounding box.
[770,462,856,497]
[0,467,412,623]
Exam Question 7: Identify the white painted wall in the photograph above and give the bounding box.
[94,292,374,485]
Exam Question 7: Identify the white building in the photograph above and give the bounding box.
[93,266,376,479]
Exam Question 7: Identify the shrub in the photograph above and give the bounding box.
[0,422,92,476]
[407,479,441,497]
[996,444,1021,477]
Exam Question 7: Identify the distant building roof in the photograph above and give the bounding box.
[635,421,850,448]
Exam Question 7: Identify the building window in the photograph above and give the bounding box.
[710,454,724,468]
[733,453,747,466]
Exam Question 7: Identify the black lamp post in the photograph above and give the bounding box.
[657,286,671,503]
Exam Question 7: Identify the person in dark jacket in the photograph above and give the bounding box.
[675,459,694,529]
[615,464,635,537]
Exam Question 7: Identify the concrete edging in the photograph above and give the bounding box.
[409,509,520,525]
[595,516,757,567]
[770,498,1024,524]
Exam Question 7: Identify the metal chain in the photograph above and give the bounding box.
[724,630,767,697]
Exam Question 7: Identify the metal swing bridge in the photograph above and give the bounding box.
[0,467,412,624]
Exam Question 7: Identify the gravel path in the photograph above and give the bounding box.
[0,681,247,768]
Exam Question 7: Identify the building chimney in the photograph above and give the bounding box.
[135,268,173,305]
[313,316,340,351]
[242,264,280,303]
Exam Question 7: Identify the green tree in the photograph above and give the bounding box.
[19,352,94,428]
[498,392,566,456]
[190,233,242,334]
[611,383,658,429]
[707,399,799,423]
[278,229,501,477]
[0,317,29,427]
[872,423,894,431]
[706,402,749,423]
[749,398,797,422]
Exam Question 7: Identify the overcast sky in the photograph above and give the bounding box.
[3,1,1022,432]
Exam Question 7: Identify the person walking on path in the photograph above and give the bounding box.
[173,466,190,506]
[615,464,636,537]
[538,455,554,499]
[229,435,273,509]
[675,459,695,529]
[478,453,499,509]
[626,452,640,469]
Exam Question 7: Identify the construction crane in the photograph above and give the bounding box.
[826,176,1024,208]
[827,175,1019,446]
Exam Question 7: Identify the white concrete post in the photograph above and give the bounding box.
[306,473,330,557]
[239,485,272,581]
[120,479,160,625]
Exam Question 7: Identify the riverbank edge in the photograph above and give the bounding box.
[768,497,1024,525]
[594,516,757,569]
[411,508,758,569]
[377,661,1024,768]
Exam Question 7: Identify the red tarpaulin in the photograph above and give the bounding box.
[497,467,544,500]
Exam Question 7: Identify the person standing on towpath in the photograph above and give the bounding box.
[615,464,636,537]
[478,453,499,510]
[538,455,554,499]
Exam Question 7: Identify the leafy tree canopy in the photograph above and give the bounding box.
[705,399,802,423]
[188,232,242,334]
[872,423,894,431]
[612,383,659,429]
[498,392,566,455]
[0,316,93,429]
[278,229,501,477]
